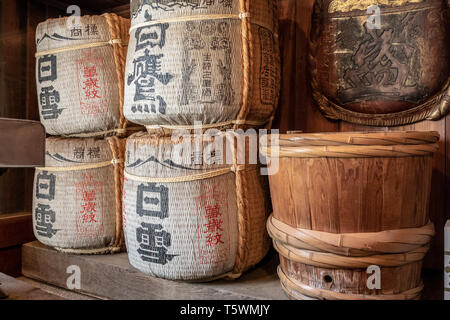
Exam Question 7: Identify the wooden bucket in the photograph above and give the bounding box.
[124,0,280,132]
[32,137,125,254]
[262,131,439,300]
[123,131,271,280]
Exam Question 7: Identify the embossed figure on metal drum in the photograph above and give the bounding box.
[309,0,450,126]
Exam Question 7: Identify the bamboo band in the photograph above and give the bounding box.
[35,39,127,57]
[273,240,429,268]
[129,13,250,32]
[262,143,439,158]
[271,131,440,147]
[63,126,143,138]
[124,165,258,183]
[278,266,423,300]
[267,215,435,256]
[36,159,122,172]
[55,245,122,255]
[145,119,270,131]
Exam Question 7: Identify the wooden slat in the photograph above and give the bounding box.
[22,241,287,300]
[0,212,35,249]
[0,272,63,300]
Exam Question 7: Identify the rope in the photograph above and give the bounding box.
[62,126,143,138]
[55,245,122,255]
[129,12,252,33]
[103,13,130,132]
[144,119,269,131]
[36,159,122,172]
[35,39,127,57]
[107,136,126,252]
[124,165,258,183]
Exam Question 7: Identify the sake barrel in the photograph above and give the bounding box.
[124,0,280,131]
[309,0,450,126]
[35,14,130,136]
[32,136,125,254]
[123,131,271,280]
[262,131,439,300]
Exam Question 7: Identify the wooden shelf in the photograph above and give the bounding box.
[0,272,63,300]
[21,241,287,300]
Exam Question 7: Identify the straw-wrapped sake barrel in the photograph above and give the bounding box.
[309,0,450,126]
[123,131,271,280]
[124,0,280,131]
[262,131,439,300]
[32,137,125,254]
[35,14,130,136]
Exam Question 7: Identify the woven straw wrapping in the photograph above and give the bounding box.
[123,132,270,280]
[35,14,130,137]
[124,0,280,130]
[32,137,125,254]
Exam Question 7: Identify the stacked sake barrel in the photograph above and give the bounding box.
[262,131,439,300]
[32,14,130,254]
[123,132,271,280]
[124,0,280,132]
[121,0,280,280]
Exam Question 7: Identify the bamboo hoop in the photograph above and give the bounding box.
[262,143,439,158]
[267,215,435,256]
[103,13,130,136]
[278,266,423,300]
[273,240,430,269]
[268,131,440,147]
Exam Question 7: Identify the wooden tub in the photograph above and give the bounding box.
[262,131,439,300]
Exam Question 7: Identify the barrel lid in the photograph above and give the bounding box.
[262,131,440,158]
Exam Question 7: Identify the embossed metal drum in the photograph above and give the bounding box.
[309,0,450,126]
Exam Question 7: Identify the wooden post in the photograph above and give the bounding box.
[445,220,450,300]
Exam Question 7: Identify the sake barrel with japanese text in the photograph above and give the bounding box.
[123,131,271,280]
[32,136,125,254]
[124,0,280,131]
[309,0,450,126]
[262,131,439,299]
[35,14,130,136]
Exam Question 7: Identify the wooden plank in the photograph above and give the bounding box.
[18,277,98,300]
[0,272,63,300]
[0,0,28,214]
[22,241,287,300]
[0,213,35,249]
[0,246,22,277]
[107,4,130,18]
